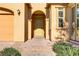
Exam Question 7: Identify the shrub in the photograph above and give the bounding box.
[0,47,21,56]
[53,41,79,56]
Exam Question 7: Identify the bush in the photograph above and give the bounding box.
[53,41,79,56]
[0,47,21,56]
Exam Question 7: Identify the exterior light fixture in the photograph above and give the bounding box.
[17,9,21,16]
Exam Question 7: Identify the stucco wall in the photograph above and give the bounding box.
[13,4,25,42]
[50,4,70,42]
[67,6,73,40]
[31,3,46,15]
[0,3,75,42]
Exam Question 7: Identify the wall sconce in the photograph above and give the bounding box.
[17,9,21,16]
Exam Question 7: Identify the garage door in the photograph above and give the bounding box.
[0,7,14,41]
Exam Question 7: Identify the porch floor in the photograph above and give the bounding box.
[0,38,56,56]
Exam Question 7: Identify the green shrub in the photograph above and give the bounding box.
[53,42,79,56]
[0,47,21,56]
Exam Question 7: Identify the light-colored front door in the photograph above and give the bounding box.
[32,15,45,38]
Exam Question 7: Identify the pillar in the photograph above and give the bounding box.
[46,18,49,39]
[50,5,55,41]
[28,19,32,39]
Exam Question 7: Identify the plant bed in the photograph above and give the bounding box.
[53,41,79,56]
[0,47,21,56]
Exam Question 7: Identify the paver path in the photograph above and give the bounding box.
[14,38,56,56]
[0,38,56,56]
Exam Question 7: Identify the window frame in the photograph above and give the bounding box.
[56,7,65,28]
[77,4,79,30]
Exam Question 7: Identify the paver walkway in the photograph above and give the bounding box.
[0,38,56,56]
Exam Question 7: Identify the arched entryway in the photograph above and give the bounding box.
[32,10,46,38]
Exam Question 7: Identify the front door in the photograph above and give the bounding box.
[32,14,45,38]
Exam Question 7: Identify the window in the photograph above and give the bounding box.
[58,11,63,17]
[57,8,64,27]
[77,19,79,27]
[59,18,63,27]
[77,4,79,30]
[77,8,79,17]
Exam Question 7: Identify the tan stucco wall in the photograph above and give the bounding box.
[50,4,70,42]
[31,3,46,14]
[13,4,25,42]
[67,6,73,40]
[0,3,75,42]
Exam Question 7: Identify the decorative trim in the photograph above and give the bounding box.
[0,7,14,15]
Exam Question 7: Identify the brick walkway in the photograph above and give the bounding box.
[0,38,56,56]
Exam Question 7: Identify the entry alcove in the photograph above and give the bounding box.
[32,10,46,38]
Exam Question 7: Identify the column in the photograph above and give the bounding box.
[28,7,32,40]
[50,5,55,41]
[46,18,49,39]
[28,19,32,39]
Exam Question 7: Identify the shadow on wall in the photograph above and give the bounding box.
[24,4,32,42]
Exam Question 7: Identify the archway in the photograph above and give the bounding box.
[32,10,46,38]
